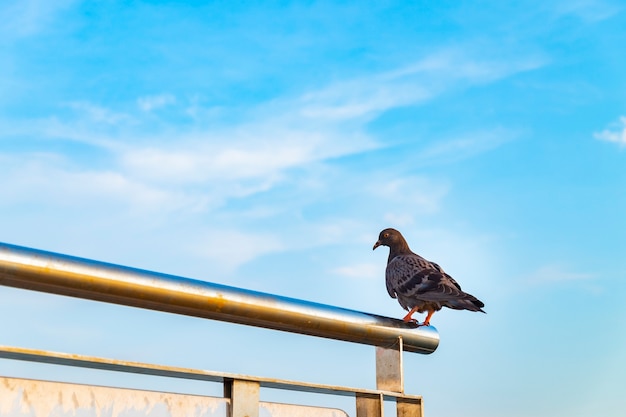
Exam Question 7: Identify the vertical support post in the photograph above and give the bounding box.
[396,398,423,417]
[224,378,260,417]
[376,336,404,393]
[356,393,384,417]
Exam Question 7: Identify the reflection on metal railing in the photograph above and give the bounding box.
[0,241,437,416]
[0,242,439,354]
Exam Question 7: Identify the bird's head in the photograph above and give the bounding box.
[373,228,405,250]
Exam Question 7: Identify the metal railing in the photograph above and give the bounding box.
[0,242,440,416]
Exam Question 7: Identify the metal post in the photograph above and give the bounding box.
[376,337,404,394]
[396,398,423,417]
[375,338,424,416]
[356,393,384,417]
[224,379,260,417]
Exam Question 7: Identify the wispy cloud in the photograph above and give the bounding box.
[369,176,450,218]
[0,156,193,214]
[417,128,519,165]
[299,73,431,121]
[298,51,545,122]
[555,0,622,23]
[594,116,626,147]
[189,230,285,272]
[0,0,76,38]
[526,264,596,285]
[66,101,135,126]
[333,263,380,280]
[0,47,538,271]
[403,50,546,84]
[118,127,372,185]
[137,94,177,112]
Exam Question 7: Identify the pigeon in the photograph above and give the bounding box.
[373,228,485,326]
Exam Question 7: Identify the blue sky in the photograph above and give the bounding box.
[1,1,625,416]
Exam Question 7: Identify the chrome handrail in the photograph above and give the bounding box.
[0,242,438,354]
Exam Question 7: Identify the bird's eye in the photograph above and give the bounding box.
[383,233,389,238]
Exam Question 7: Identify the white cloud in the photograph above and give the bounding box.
[298,51,545,122]
[0,157,194,214]
[417,128,519,164]
[2,49,531,203]
[299,75,431,121]
[120,138,315,184]
[555,0,621,23]
[190,230,285,272]
[0,0,76,38]
[66,101,134,126]
[6,116,124,150]
[137,94,177,112]
[594,116,626,146]
[333,263,380,280]
[370,176,450,221]
[526,264,595,285]
[0,48,535,273]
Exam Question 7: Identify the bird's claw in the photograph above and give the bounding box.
[407,319,431,327]
[403,318,423,328]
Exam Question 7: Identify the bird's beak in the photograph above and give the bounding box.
[373,240,382,250]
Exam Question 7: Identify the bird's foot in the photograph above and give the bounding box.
[403,317,425,328]
[402,314,431,327]
[406,319,431,327]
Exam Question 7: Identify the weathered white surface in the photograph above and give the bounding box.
[260,403,348,417]
[0,376,348,417]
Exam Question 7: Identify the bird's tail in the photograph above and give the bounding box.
[471,296,486,313]
[447,293,486,313]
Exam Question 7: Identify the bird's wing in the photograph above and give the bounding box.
[430,261,444,272]
[430,261,463,291]
[387,254,466,302]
